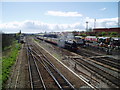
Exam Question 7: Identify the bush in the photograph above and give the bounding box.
[110,32,118,37]
[2,41,21,87]
[101,32,107,36]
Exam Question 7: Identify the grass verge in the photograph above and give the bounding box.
[1,41,21,88]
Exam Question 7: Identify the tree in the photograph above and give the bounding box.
[101,32,107,36]
[72,31,79,36]
[110,32,118,37]
[80,33,87,37]
[2,33,15,50]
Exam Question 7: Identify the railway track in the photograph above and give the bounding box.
[29,43,76,90]
[37,37,120,70]
[73,58,120,88]
[26,37,76,90]
[35,37,120,88]
[77,47,120,70]
[101,57,120,63]
[91,57,120,70]
[68,47,120,88]
[27,43,46,89]
[77,48,101,58]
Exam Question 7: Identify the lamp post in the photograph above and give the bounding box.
[86,21,88,32]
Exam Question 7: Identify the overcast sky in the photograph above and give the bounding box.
[0,1,119,33]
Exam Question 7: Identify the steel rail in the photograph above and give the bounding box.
[34,37,98,89]
[29,48,46,90]
[26,43,34,90]
[42,55,76,90]
[26,42,46,89]
[101,57,120,64]
[77,46,120,79]
[30,47,67,90]
[37,36,119,68]
[35,37,120,88]
[73,58,120,88]
[33,44,76,89]
[78,47,120,71]
[81,58,120,79]
[32,44,119,85]
[29,44,76,90]
[42,54,76,90]
[34,55,64,90]
[91,57,120,70]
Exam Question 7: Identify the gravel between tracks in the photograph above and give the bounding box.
[35,38,117,88]
[4,37,96,89]
[34,39,92,88]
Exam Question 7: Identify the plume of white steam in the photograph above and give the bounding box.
[57,32,74,47]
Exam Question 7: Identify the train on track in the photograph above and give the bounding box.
[36,33,120,54]
[36,33,86,51]
[85,36,120,49]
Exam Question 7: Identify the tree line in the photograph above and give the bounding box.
[2,33,20,50]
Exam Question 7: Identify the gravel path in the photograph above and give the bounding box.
[5,44,30,89]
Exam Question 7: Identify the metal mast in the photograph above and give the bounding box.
[86,21,88,32]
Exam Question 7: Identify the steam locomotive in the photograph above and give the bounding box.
[64,40,78,51]
[36,34,82,51]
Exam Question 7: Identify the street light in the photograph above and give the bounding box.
[86,21,88,31]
